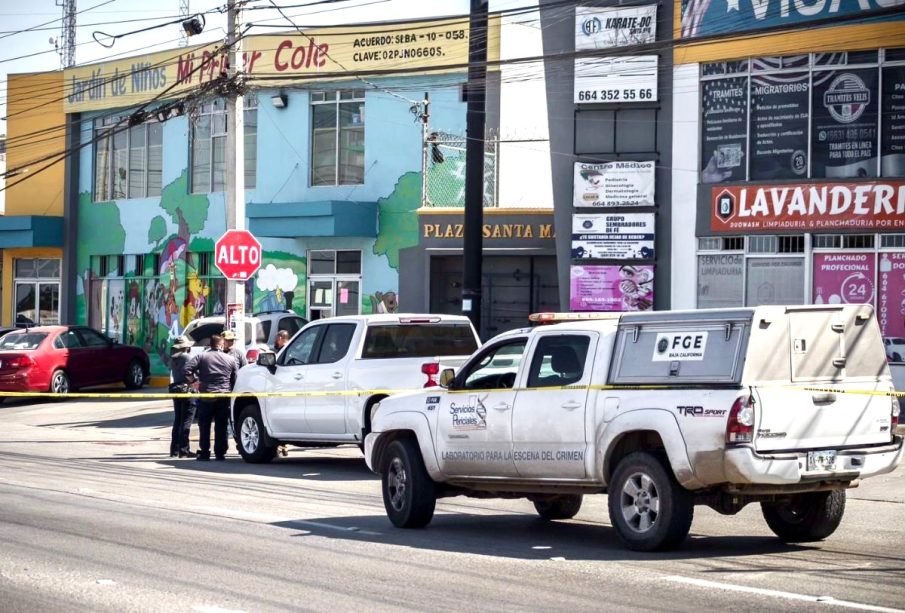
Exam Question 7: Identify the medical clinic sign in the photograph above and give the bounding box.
[711,181,905,233]
[215,230,261,281]
[63,16,501,113]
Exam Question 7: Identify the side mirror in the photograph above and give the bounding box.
[257,352,277,369]
[439,368,455,388]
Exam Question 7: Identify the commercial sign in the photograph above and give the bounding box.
[812,69,879,178]
[680,0,905,38]
[882,65,905,177]
[878,253,905,338]
[570,264,654,311]
[63,16,502,113]
[813,253,875,306]
[750,73,809,180]
[571,213,655,259]
[575,5,657,49]
[574,55,658,103]
[701,76,747,183]
[573,161,656,207]
[711,181,905,232]
[697,254,744,308]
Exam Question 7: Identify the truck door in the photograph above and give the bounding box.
[436,338,527,478]
[266,324,324,436]
[511,332,596,479]
[304,323,357,435]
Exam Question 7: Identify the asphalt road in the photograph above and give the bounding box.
[1,393,903,612]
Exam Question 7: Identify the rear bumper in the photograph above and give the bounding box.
[0,371,43,393]
[724,436,904,485]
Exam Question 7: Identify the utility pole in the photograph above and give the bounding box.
[420,92,430,208]
[462,0,489,336]
[179,0,191,47]
[226,0,247,349]
[56,0,77,68]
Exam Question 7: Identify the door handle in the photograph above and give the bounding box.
[561,401,582,410]
[811,393,836,405]
[332,372,343,380]
[492,402,511,411]
[294,373,304,380]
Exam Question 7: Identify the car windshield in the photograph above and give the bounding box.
[0,333,48,350]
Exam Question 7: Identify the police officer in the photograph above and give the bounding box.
[221,329,248,368]
[184,334,238,461]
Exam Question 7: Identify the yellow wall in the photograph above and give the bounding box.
[673,3,905,64]
[5,72,66,217]
[1,247,63,327]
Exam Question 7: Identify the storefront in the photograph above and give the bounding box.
[671,4,905,344]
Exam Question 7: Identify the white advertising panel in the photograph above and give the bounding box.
[575,5,658,50]
[573,161,656,207]
[651,331,709,362]
[572,213,655,260]
[575,55,658,104]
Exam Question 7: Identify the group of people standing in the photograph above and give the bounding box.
[167,329,258,461]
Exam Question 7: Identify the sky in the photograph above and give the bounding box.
[0,0,534,126]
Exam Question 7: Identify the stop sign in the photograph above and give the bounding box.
[215,229,262,280]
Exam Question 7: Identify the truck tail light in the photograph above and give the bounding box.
[245,348,260,364]
[422,362,440,388]
[726,394,755,444]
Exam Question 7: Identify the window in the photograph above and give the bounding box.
[57,330,82,349]
[460,340,527,390]
[14,258,61,327]
[78,328,110,347]
[278,316,304,337]
[527,336,590,388]
[282,325,324,366]
[361,323,479,359]
[0,332,48,350]
[316,323,356,363]
[191,96,258,193]
[308,250,363,320]
[311,89,365,186]
[700,48,905,182]
[94,116,162,200]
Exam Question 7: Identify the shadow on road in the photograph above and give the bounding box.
[270,512,815,562]
[41,409,172,430]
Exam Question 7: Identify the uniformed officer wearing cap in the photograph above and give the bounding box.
[184,334,238,461]
[169,335,196,458]
[221,329,248,368]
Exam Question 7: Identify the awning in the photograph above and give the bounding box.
[0,216,63,248]
[247,200,378,238]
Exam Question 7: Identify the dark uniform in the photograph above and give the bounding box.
[185,348,238,460]
[169,350,196,457]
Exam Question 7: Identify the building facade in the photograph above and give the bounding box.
[671,1,905,349]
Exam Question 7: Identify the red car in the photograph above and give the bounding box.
[0,326,150,396]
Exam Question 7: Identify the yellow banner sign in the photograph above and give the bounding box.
[63,16,501,113]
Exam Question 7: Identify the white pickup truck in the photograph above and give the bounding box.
[364,305,903,551]
[231,314,479,463]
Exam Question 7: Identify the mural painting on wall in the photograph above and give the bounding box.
[369,291,399,314]
[253,255,306,317]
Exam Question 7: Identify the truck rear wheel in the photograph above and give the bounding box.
[382,438,436,529]
[761,490,845,543]
[237,405,278,464]
[533,495,583,520]
[607,451,694,551]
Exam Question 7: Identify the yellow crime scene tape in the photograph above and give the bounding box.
[1,383,903,400]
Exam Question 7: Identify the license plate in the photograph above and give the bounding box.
[807,450,837,472]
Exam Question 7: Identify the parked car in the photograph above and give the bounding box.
[885,337,905,362]
[183,310,307,364]
[0,325,150,397]
[230,314,480,463]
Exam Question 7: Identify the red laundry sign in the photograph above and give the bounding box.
[710,181,905,233]
[214,230,262,280]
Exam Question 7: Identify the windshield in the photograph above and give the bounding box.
[0,333,48,350]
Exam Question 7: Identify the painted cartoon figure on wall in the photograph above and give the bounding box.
[256,263,299,312]
[181,272,210,326]
[370,291,399,314]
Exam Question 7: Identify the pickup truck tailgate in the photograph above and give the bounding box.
[752,383,893,452]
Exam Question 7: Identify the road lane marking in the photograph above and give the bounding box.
[664,576,903,612]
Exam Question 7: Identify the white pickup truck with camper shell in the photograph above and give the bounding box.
[230,314,479,463]
[364,305,904,551]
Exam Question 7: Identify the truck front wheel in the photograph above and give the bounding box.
[761,491,845,543]
[607,451,694,551]
[382,438,436,529]
[533,495,583,520]
[237,405,278,464]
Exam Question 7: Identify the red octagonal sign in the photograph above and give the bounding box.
[215,229,262,280]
